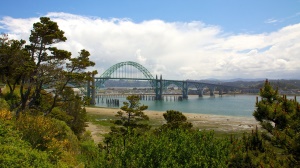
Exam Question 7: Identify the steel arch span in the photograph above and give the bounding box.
[86,61,242,103]
[95,61,155,88]
[100,61,154,79]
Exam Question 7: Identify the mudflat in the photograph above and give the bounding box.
[85,107,259,143]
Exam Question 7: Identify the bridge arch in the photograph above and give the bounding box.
[88,61,241,103]
[96,61,155,88]
[100,61,154,80]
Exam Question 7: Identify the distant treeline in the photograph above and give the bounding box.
[103,79,300,90]
[223,79,300,90]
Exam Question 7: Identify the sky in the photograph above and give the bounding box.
[1,0,300,80]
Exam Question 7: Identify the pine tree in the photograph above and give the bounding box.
[0,17,95,115]
[160,110,192,130]
[114,95,149,132]
[105,95,150,150]
[253,79,300,166]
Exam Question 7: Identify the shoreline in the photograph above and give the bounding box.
[86,105,256,118]
[85,107,259,132]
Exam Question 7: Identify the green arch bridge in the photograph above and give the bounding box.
[86,61,239,104]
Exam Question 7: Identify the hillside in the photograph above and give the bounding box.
[103,79,300,91]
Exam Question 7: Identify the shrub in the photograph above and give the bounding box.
[160,110,193,130]
[15,114,80,165]
[0,118,54,167]
[0,109,12,120]
[103,129,230,167]
[0,98,9,111]
[78,140,106,167]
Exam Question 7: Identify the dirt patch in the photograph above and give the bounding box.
[185,113,259,132]
[85,122,110,144]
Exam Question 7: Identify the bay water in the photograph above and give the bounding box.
[96,94,259,117]
[95,94,299,117]
[144,95,257,117]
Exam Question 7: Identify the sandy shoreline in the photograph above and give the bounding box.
[85,107,259,132]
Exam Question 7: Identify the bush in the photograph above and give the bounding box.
[0,145,55,168]
[49,107,73,122]
[0,118,55,167]
[3,92,20,110]
[0,109,12,120]
[15,114,80,165]
[161,110,193,130]
[0,98,9,111]
[103,129,230,167]
[78,140,106,167]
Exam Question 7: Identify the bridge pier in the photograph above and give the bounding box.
[219,89,223,97]
[87,80,91,99]
[91,74,96,105]
[86,74,96,105]
[198,89,204,97]
[182,81,188,99]
[155,75,163,100]
[209,88,215,97]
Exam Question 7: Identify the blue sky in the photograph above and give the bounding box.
[1,0,299,33]
[1,1,300,79]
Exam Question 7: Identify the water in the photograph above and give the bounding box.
[146,95,257,117]
[95,94,299,117]
[96,94,258,117]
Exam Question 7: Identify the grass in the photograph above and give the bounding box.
[87,113,163,128]
[87,114,116,127]
[213,130,248,138]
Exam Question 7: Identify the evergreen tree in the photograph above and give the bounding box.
[253,79,300,166]
[160,110,193,130]
[106,95,150,150]
[114,95,149,131]
[0,17,95,115]
[0,34,34,110]
[59,87,88,136]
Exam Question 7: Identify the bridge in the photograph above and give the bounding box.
[86,61,238,104]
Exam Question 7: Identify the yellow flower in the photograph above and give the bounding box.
[0,109,12,120]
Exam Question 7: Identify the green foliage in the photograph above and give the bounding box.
[29,17,67,46]
[114,95,150,131]
[0,18,99,167]
[78,140,106,167]
[3,92,20,111]
[101,129,231,167]
[58,87,88,136]
[163,110,188,123]
[0,17,95,115]
[0,145,55,168]
[117,95,149,123]
[15,114,79,165]
[228,127,282,167]
[0,35,33,90]
[0,118,55,167]
[0,34,32,111]
[0,98,9,110]
[253,79,300,166]
[104,95,150,155]
[160,110,193,130]
[49,107,73,123]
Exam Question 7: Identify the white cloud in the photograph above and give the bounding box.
[135,49,147,64]
[1,12,300,79]
[265,18,278,24]
[269,12,300,25]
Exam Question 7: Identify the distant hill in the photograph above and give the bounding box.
[102,79,300,90]
[222,79,300,90]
